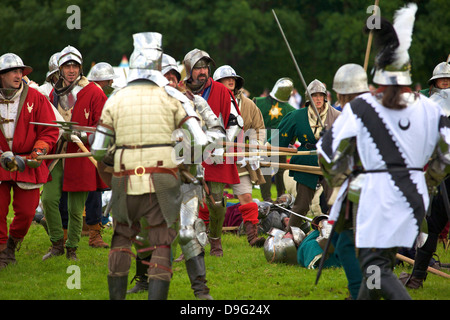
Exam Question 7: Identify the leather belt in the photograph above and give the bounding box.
[113,166,178,178]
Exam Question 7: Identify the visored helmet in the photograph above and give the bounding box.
[269,77,293,102]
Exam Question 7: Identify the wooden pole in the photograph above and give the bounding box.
[224,151,315,157]
[217,141,299,154]
[71,134,98,168]
[364,0,380,71]
[260,162,322,175]
[35,152,93,160]
[396,253,450,279]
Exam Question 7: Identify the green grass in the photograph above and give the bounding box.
[1,185,450,300]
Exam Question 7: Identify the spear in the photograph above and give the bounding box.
[217,141,298,153]
[260,162,322,175]
[272,9,324,129]
[224,151,316,157]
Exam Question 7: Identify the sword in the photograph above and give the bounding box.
[272,204,313,222]
[272,9,324,129]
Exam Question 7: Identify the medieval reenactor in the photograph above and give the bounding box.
[0,53,59,269]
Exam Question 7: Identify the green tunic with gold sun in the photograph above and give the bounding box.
[268,107,319,190]
[253,96,296,141]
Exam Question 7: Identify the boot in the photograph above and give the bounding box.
[42,238,65,261]
[244,221,265,247]
[147,279,170,300]
[127,256,149,294]
[108,275,128,300]
[0,236,22,270]
[88,223,109,248]
[399,272,424,289]
[185,254,213,300]
[66,247,78,261]
[209,237,223,257]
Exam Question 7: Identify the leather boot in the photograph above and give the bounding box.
[244,221,265,247]
[209,237,223,257]
[42,238,65,261]
[148,279,170,300]
[66,247,78,261]
[185,254,213,300]
[108,275,128,300]
[0,236,22,270]
[127,256,149,294]
[88,223,109,248]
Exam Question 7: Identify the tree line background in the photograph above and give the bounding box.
[0,0,448,101]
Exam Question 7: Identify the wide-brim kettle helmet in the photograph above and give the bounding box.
[428,61,450,85]
[269,77,294,102]
[368,3,418,86]
[0,53,33,77]
[45,52,61,82]
[333,63,369,95]
[183,48,215,81]
[161,53,181,82]
[87,62,119,82]
[212,65,245,91]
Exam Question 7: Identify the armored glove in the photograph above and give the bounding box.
[0,151,26,172]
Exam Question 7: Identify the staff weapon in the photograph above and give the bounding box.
[272,9,324,129]
[224,150,317,157]
[396,253,450,279]
[30,120,97,167]
[364,0,380,71]
[260,162,322,175]
[217,141,298,154]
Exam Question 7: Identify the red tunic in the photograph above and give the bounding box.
[0,85,59,184]
[50,82,108,191]
[201,80,240,185]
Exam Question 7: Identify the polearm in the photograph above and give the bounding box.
[396,253,450,279]
[260,161,322,175]
[224,150,317,157]
[272,9,324,129]
[217,141,298,153]
[363,0,380,71]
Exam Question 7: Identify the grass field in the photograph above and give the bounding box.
[1,185,449,301]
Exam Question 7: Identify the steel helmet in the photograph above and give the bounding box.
[333,64,369,95]
[213,65,244,91]
[58,45,83,67]
[161,54,181,82]
[183,48,215,81]
[269,77,293,102]
[0,53,33,76]
[45,52,61,82]
[428,62,450,85]
[87,62,119,81]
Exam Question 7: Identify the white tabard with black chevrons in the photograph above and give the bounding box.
[317,92,450,249]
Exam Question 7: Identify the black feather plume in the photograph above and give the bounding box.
[364,17,400,70]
